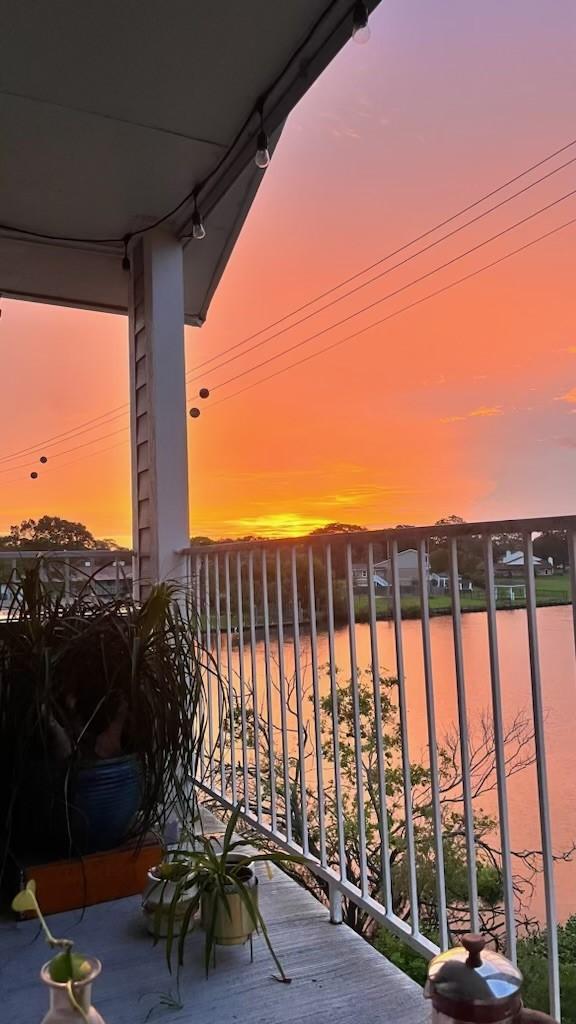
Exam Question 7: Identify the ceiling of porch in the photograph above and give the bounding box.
[0,1,377,324]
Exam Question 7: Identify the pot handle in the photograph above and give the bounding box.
[519,1008,558,1024]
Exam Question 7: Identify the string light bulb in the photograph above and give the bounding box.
[191,198,206,240]
[39,455,48,464]
[189,407,201,418]
[199,387,210,399]
[30,471,38,479]
[255,129,270,169]
[352,1,371,43]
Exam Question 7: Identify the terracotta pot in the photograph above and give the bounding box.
[40,957,105,1024]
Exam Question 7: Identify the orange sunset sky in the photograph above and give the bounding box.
[2,0,576,548]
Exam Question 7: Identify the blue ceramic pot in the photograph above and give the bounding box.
[72,754,142,852]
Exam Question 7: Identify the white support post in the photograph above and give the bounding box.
[128,230,190,592]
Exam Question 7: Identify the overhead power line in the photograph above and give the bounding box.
[0,425,129,476]
[0,439,130,485]
[4,208,574,481]
[0,408,128,466]
[208,213,576,411]
[194,186,576,397]
[186,136,576,381]
[2,133,576,464]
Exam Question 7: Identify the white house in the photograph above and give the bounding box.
[353,548,427,593]
[497,550,554,576]
[429,571,473,593]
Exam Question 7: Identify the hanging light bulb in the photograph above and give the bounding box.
[189,407,201,418]
[191,198,206,240]
[352,1,371,43]
[199,387,210,399]
[255,129,270,169]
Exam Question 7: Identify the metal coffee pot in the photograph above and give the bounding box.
[424,933,557,1024]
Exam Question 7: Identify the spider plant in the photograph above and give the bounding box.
[0,561,212,874]
[155,803,303,983]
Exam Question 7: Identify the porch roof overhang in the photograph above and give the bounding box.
[0,1,378,326]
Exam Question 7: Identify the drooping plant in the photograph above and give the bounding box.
[12,879,93,1021]
[0,561,212,875]
[151,803,302,983]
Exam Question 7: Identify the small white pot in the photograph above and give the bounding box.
[40,957,105,1024]
[142,866,197,938]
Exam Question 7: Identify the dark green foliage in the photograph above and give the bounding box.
[517,917,576,1024]
[0,515,117,550]
[0,563,208,873]
[373,930,429,987]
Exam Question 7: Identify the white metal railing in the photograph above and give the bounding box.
[185,516,576,1019]
[0,548,134,605]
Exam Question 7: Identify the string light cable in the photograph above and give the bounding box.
[0,1,366,251]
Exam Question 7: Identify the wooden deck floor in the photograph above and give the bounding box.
[0,816,428,1023]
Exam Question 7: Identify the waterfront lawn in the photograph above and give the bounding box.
[354,575,571,619]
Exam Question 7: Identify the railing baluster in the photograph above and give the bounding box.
[248,552,263,821]
[367,542,393,913]
[224,552,237,803]
[417,540,448,948]
[523,533,561,1019]
[448,537,479,931]
[483,535,516,961]
[345,543,369,898]
[390,539,419,935]
[308,546,326,866]
[569,528,576,659]
[261,550,277,832]
[195,554,207,783]
[275,549,292,843]
[213,554,225,795]
[291,546,309,855]
[236,552,250,811]
[184,511,576,970]
[326,544,346,880]
[203,553,215,789]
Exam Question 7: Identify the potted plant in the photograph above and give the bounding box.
[0,562,210,878]
[142,860,197,938]
[151,803,303,983]
[11,879,105,1023]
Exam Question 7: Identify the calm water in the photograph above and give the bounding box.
[218,604,576,926]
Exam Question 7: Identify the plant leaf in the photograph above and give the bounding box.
[11,887,37,913]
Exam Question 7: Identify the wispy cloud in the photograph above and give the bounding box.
[440,406,503,424]
[556,386,576,403]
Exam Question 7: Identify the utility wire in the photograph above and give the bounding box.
[0,409,128,465]
[0,425,129,476]
[5,209,574,479]
[0,439,130,485]
[186,136,576,380]
[207,213,576,411]
[195,186,576,396]
[3,135,576,464]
